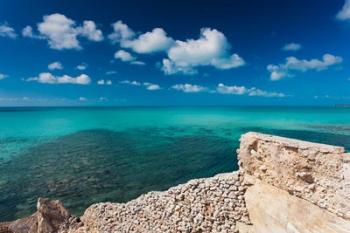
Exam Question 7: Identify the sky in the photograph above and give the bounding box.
[0,0,350,106]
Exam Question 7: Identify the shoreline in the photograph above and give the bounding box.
[2,132,350,232]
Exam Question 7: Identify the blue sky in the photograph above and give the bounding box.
[0,0,350,106]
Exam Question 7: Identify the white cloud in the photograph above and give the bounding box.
[282,43,301,51]
[108,21,135,43]
[109,21,173,54]
[172,83,207,93]
[246,87,286,97]
[76,63,88,70]
[337,0,350,20]
[22,26,44,39]
[109,22,244,74]
[48,61,63,70]
[79,97,87,101]
[27,72,91,85]
[143,82,161,90]
[266,64,290,81]
[37,14,80,49]
[119,80,141,86]
[216,83,285,97]
[122,28,173,53]
[162,59,197,75]
[119,80,161,90]
[24,13,103,50]
[97,79,112,85]
[78,20,103,41]
[267,53,343,81]
[0,24,17,39]
[114,50,145,65]
[114,50,135,61]
[216,83,246,95]
[162,28,244,75]
[130,61,146,66]
[22,26,34,37]
[0,73,8,80]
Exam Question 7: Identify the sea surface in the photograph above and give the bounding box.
[0,106,349,221]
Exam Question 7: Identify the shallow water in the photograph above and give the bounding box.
[0,107,349,221]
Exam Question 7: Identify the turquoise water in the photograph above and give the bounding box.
[0,107,350,221]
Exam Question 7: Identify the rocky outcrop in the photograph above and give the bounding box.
[0,222,12,233]
[4,198,79,233]
[238,132,350,220]
[2,132,350,233]
[73,172,251,233]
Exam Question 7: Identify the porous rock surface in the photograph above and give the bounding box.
[238,132,350,220]
[4,198,79,233]
[70,172,251,233]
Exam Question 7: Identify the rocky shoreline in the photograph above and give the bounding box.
[1,132,350,232]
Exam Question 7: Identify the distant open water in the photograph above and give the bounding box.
[0,106,349,221]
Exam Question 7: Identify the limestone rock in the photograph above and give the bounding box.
[72,172,251,233]
[245,180,350,233]
[8,198,72,233]
[238,132,350,220]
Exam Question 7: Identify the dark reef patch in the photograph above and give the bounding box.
[0,128,236,221]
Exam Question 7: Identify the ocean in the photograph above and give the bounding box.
[0,106,349,221]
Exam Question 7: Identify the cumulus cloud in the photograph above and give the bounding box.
[216,83,246,95]
[337,0,350,20]
[114,49,135,61]
[78,20,103,41]
[267,53,343,81]
[122,28,173,53]
[22,26,44,39]
[143,82,161,90]
[27,72,91,85]
[119,80,161,90]
[0,23,17,39]
[22,26,34,37]
[97,79,112,85]
[79,97,87,101]
[282,43,301,51]
[76,63,88,70]
[36,14,80,49]
[109,21,173,54]
[216,83,285,97]
[162,28,244,75]
[0,73,8,80]
[114,50,145,65]
[23,13,103,50]
[172,84,207,93]
[108,21,135,43]
[108,22,244,74]
[48,61,63,70]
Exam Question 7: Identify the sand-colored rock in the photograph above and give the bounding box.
[245,179,350,233]
[238,132,350,220]
[7,198,75,233]
[0,222,12,233]
[73,172,250,233]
